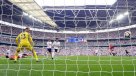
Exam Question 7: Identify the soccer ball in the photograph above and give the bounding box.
[124,31,131,38]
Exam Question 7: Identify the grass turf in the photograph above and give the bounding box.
[0,56,136,76]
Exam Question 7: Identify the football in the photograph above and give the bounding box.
[124,31,131,38]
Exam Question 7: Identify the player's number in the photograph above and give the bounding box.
[21,33,26,39]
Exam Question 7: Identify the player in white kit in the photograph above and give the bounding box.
[95,49,99,56]
[46,39,53,59]
[52,38,60,59]
[5,48,11,58]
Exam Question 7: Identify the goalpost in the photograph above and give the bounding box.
[0,0,136,76]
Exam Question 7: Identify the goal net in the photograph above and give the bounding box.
[0,0,136,76]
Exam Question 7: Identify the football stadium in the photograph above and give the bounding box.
[0,0,136,76]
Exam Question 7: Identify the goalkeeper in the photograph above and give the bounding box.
[14,27,39,62]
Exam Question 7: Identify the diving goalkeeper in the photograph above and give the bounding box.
[14,27,39,62]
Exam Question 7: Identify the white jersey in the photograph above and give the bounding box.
[6,50,11,57]
[53,41,60,49]
[47,41,52,48]
[95,50,99,54]
[19,53,23,58]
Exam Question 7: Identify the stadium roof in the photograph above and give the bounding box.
[35,0,117,6]
[9,0,57,27]
[38,0,136,31]
[1,0,136,32]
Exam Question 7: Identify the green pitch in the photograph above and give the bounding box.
[0,56,136,76]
